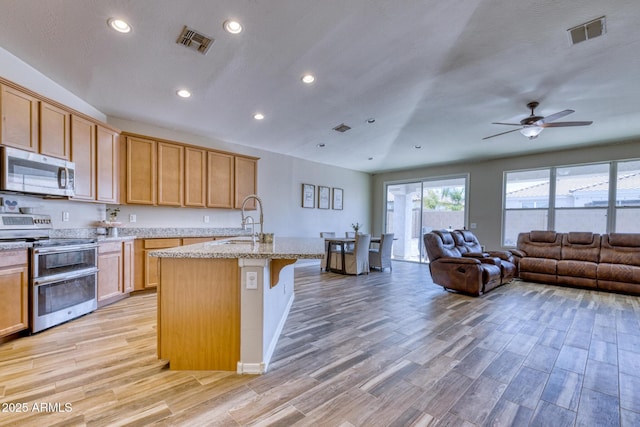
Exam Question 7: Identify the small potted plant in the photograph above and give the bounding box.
[98,207,122,237]
[351,222,362,233]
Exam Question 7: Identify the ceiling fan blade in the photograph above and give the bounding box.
[537,109,574,124]
[491,122,522,126]
[482,128,522,140]
[540,121,593,128]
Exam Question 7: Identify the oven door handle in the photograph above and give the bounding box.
[32,267,98,286]
[33,243,98,255]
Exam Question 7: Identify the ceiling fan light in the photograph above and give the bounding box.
[520,126,543,139]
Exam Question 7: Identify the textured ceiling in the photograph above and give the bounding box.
[1,0,639,173]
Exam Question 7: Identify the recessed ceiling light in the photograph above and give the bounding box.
[368,157,374,160]
[414,145,422,149]
[301,74,315,84]
[366,118,376,124]
[223,20,243,34]
[176,89,191,98]
[317,143,326,148]
[253,113,265,120]
[107,18,131,33]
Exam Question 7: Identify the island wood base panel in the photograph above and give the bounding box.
[158,258,240,370]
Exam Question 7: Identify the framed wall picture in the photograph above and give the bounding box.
[302,183,315,208]
[332,187,343,210]
[318,186,330,209]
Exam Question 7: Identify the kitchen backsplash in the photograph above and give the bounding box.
[1,193,248,231]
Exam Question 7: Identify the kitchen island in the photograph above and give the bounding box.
[150,237,324,373]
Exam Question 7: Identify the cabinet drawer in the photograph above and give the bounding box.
[144,238,181,249]
[0,250,28,268]
[99,241,122,254]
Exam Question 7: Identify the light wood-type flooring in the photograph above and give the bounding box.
[1,261,640,426]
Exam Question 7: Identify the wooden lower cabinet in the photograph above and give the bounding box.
[133,237,232,291]
[0,250,29,337]
[97,240,134,307]
[134,238,181,291]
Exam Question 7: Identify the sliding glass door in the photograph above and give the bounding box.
[385,176,467,263]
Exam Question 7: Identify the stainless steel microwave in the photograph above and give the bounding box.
[0,146,75,197]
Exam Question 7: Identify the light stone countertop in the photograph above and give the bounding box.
[118,227,250,239]
[149,237,325,260]
[0,241,31,251]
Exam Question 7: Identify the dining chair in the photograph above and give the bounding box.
[369,233,394,271]
[344,231,356,251]
[320,232,336,270]
[331,234,371,275]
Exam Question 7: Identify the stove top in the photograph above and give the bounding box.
[32,238,97,248]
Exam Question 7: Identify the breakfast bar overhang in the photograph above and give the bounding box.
[150,237,324,374]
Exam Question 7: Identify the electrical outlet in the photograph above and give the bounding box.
[246,271,258,290]
[62,211,69,222]
[470,223,477,229]
[129,214,137,223]
[203,215,210,223]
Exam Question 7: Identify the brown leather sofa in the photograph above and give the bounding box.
[515,231,640,295]
[423,230,509,296]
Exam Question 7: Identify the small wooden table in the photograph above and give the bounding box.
[324,237,381,274]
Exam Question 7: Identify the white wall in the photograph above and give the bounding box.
[372,139,640,251]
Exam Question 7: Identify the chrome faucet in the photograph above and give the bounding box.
[241,194,263,240]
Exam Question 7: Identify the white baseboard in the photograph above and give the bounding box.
[236,362,266,375]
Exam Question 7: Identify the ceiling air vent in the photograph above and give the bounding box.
[333,123,351,133]
[568,16,606,45]
[176,26,214,55]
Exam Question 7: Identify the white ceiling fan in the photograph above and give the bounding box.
[483,101,593,140]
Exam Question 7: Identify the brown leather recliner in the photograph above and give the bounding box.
[598,233,640,294]
[424,230,502,296]
[558,232,600,289]
[452,230,517,284]
[517,230,562,284]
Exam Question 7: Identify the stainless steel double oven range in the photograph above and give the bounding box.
[0,213,98,333]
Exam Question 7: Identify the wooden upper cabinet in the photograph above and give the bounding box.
[39,101,71,160]
[207,151,234,208]
[157,141,184,206]
[184,147,206,207]
[235,156,258,209]
[0,84,38,151]
[96,126,119,203]
[126,136,157,205]
[70,115,96,201]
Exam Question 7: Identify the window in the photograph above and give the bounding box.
[616,160,640,232]
[503,158,640,245]
[554,163,609,233]
[503,169,550,246]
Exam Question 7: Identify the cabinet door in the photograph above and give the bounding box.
[126,136,157,205]
[0,84,38,151]
[97,248,123,303]
[96,126,119,203]
[143,238,181,288]
[185,147,206,207]
[235,156,258,209]
[39,101,71,159]
[0,250,29,337]
[207,151,234,208]
[157,141,184,206]
[70,115,96,201]
[122,240,134,293]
